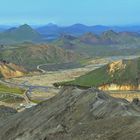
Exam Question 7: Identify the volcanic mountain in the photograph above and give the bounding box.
[0,24,41,43]
[1,87,140,140]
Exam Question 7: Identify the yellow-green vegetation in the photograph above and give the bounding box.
[30,99,41,104]
[0,83,25,95]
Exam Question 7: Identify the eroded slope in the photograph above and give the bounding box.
[0,87,140,140]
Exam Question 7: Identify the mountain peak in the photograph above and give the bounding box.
[83,32,97,37]
[70,23,88,28]
[1,24,41,43]
[47,23,58,27]
[18,24,33,30]
[102,30,118,36]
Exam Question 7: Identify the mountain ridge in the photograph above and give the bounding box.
[37,23,140,36]
[0,87,140,140]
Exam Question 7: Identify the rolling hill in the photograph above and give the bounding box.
[0,43,81,70]
[55,57,140,90]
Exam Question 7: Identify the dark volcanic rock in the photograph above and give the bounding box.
[0,87,140,140]
[0,105,17,120]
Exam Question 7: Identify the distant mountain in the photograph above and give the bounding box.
[79,32,100,44]
[60,34,77,40]
[37,23,110,36]
[0,43,81,70]
[62,24,92,35]
[57,57,140,90]
[101,30,140,44]
[0,25,11,32]
[112,25,140,32]
[0,24,41,44]
[79,30,140,45]
[37,23,60,35]
[1,24,140,43]
[51,30,140,57]
[1,23,140,43]
[37,24,140,38]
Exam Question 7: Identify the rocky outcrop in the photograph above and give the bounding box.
[0,62,26,78]
[1,87,140,140]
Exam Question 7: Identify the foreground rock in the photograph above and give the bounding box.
[0,105,17,120]
[1,87,140,140]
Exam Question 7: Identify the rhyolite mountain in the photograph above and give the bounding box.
[55,57,140,90]
[0,24,42,43]
[0,43,81,70]
[0,60,27,79]
[1,87,140,140]
[51,30,140,56]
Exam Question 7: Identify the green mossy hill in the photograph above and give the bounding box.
[56,57,140,88]
[0,43,80,70]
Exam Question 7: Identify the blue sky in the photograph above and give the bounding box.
[0,0,139,25]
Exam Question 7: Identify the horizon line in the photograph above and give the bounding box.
[1,23,140,27]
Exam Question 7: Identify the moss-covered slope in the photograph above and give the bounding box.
[57,57,140,88]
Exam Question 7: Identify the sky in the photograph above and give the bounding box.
[0,0,140,26]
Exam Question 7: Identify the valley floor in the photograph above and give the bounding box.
[1,55,140,110]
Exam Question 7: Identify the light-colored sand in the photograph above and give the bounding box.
[8,68,92,87]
